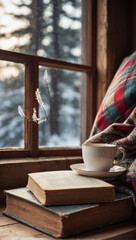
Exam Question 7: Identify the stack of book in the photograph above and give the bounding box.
[4,170,134,238]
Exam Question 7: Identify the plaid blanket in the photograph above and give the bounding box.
[84,51,136,205]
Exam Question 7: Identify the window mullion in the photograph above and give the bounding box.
[25,58,39,157]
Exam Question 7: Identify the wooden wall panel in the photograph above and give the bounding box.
[131,0,136,51]
[96,0,133,110]
[96,0,108,110]
[107,0,131,88]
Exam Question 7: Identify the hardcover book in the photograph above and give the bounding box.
[4,188,133,238]
[27,170,115,205]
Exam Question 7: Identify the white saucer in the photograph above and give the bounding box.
[70,163,126,181]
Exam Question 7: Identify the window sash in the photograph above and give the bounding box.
[0,49,93,158]
[0,0,97,159]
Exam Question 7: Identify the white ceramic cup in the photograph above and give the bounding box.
[82,143,126,171]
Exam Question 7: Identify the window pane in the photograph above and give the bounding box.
[0,61,24,148]
[0,0,82,64]
[39,66,81,147]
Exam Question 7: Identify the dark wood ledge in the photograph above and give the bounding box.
[0,156,83,205]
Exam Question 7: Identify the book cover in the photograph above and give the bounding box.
[4,187,134,238]
[27,170,115,205]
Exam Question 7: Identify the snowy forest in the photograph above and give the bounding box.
[0,0,81,148]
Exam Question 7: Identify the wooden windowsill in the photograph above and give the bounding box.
[0,156,83,205]
[0,156,82,165]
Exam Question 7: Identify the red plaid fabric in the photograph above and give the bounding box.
[91,51,136,136]
[84,51,136,201]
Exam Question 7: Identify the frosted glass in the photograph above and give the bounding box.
[0,0,81,64]
[0,60,24,148]
[39,66,81,147]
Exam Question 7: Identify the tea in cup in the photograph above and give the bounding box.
[82,143,126,171]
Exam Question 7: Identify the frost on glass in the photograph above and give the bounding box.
[0,0,81,63]
[0,61,24,148]
[39,66,81,147]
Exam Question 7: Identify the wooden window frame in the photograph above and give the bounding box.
[0,0,97,159]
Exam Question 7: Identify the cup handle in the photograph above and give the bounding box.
[113,147,126,165]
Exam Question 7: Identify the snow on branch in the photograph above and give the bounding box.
[18,69,50,124]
